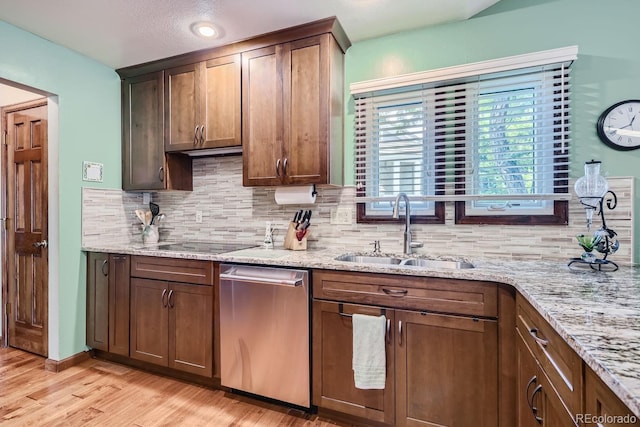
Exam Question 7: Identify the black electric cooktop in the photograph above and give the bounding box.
[156,241,255,254]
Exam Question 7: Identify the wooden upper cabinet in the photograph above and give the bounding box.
[165,54,241,152]
[242,33,345,186]
[122,71,192,191]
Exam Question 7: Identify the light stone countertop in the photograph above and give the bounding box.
[83,242,640,418]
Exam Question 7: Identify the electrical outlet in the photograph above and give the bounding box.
[330,207,352,225]
[195,210,203,223]
[142,192,151,205]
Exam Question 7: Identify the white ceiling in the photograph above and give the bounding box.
[0,0,500,70]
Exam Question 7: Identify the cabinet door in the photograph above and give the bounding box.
[202,55,241,149]
[122,72,166,191]
[585,367,640,427]
[168,282,213,377]
[282,35,327,184]
[312,301,395,425]
[86,252,109,351]
[517,330,544,427]
[242,45,283,186]
[108,254,130,357]
[130,278,169,366]
[165,63,200,151]
[395,310,498,427]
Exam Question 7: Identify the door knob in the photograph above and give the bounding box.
[34,240,48,248]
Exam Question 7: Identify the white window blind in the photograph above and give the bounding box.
[353,47,576,211]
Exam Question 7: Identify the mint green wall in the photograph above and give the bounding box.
[344,0,640,264]
[0,21,121,359]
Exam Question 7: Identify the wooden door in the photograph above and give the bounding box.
[585,367,640,427]
[312,301,395,425]
[130,278,168,366]
[4,100,48,356]
[538,370,579,427]
[122,72,166,191]
[108,254,130,357]
[168,282,213,377]
[165,63,200,151]
[242,45,283,186]
[282,35,327,184]
[395,310,498,427]
[86,252,109,351]
[202,55,241,149]
[516,330,543,427]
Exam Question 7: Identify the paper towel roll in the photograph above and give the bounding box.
[274,185,317,205]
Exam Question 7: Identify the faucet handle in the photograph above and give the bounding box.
[371,240,381,253]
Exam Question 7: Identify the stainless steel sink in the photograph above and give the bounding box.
[401,258,474,269]
[335,253,474,269]
[334,254,404,265]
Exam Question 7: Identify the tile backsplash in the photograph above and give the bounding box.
[82,155,635,265]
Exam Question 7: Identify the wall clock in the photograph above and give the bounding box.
[596,99,640,151]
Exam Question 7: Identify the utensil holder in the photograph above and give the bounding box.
[283,222,309,251]
[142,224,159,245]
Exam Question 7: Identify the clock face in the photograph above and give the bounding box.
[597,100,640,151]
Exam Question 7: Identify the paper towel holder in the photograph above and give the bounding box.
[274,184,318,205]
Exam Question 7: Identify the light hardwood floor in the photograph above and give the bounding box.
[0,347,349,426]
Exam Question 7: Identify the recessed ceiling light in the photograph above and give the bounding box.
[191,21,219,38]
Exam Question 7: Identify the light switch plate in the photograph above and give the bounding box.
[330,207,352,225]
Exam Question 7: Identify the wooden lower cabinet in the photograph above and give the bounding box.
[395,309,498,427]
[130,278,213,377]
[584,367,640,427]
[87,252,110,351]
[312,301,395,425]
[516,329,577,427]
[313,300,498,427]
[87,253,130,356]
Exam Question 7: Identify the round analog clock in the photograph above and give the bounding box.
[596,99,640,151]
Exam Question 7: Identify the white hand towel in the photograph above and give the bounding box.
[352,313,386,390]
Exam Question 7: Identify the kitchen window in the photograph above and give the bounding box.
[352,46,576,225]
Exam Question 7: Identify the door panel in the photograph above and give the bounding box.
[284,36,326,183]
[396,310,498,427]
[109,255,130,356]
[312,300,395,425]
[5,101,48,356]
[165,64,199,151]
[203,55,241,148]
[130,278,168,366]
[242,46,282,185]
[168,282,213,377]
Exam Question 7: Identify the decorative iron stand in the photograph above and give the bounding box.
[568,190,619,272]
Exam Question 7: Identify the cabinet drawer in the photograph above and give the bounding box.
[516,294,582,417]
[312,270,497,318]
[131,256,214,286]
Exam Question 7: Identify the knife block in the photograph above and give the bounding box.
[283,222,309,251]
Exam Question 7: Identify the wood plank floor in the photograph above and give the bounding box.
[0,347,351,426]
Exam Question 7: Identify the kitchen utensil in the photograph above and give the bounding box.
[293,210,303,228]
[145,210,152,226]
[135,209,146,224]
[154,213,165,225]
[150,202,160,224]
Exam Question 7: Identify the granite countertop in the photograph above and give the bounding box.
[83,241,640,417]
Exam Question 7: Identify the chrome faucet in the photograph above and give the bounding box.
[392,193,422,255]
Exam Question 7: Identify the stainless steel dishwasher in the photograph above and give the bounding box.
[219,264,310,408]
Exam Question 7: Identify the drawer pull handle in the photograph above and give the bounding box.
[275,158,281,177]
[526,375,538,414]
[386,318,391,344]
[168,289,174,308]
[161,288,168,308]
[101,259,108,276]
[531,384,543,424]
[382,288,408,297]
[529,328,549,347]
[398,320,403,346]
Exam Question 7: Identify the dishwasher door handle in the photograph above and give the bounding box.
[219,273,303,287]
